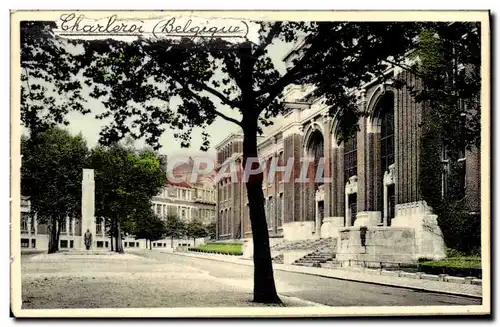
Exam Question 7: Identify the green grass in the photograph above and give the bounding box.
[188,242,243,256]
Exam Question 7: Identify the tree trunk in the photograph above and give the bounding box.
[110,234,114,251]
[149,240,152,250]
[171,236,174,249]
[115,220,124,253]
[193,237,196,247]
[47,217,58,254]
[242,115,281,304]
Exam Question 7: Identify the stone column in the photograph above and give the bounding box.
[322,115,332,218]
[383,184,388,226]
[345,192,351,227]
[335,145,345,219]
[66,216,70,236]
[71,217,76,236]
[34,213,38,235]
[81,169,96,250]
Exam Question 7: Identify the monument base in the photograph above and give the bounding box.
[320,217,344,238]
[283,221,315,241]
[336,226,416,264]
[354,211,381,227]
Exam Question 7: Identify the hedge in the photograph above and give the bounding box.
[188,242,243,256]
[418,257,482,278]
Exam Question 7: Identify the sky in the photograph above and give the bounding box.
[56,36,295,159]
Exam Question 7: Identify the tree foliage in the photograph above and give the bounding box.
[21,21,88,133]
[186,218,208,246]
[21,127,89,253]
[414,26,481,254]
[132,207,168,249]
[165,214,187,243]
[87,144,166,253]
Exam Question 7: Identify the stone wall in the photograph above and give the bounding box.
[336,226,416,264]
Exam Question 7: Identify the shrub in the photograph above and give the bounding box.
[418,257,482,278]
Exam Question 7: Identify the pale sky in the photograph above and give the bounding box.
[59,38,294,158]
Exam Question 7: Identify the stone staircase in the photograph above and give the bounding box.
[292,238,338,267]
[272,253,284,264]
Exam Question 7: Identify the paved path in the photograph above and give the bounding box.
[162,251,482,298]
[20,251,316,309]
[133,250,481,307]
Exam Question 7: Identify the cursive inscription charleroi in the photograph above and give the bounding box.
[58,14,249,40]
[59,14,145,35]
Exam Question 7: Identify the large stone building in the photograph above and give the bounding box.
[21,158,217,252]
[215,44,481,263]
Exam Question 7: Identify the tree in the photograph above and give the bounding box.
[411,25,481,253]
[73,22,423,303]
[186,218,208,246]
[206,222,217,240]
[22,21,481,302]
[20,21,88,134]
[87,145,166,253]
[165,215,186,249]
[21,127,89,253]
[132,207,168,250]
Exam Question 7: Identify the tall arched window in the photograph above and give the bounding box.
[380,95,395,173]
[378,93,395,223]
[344,132,358,225]
[308,130,324,189]
[344,133,357,181]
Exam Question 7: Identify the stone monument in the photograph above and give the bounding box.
[81,169,96,250]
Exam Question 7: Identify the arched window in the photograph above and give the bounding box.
[307,129,324,189]
[378,93,395,223]
[344,133,357,181]
[380,95,395,173]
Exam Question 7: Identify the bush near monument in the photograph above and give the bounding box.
[189,243,243,256]
[418,257,482,278]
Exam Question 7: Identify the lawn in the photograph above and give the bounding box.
[188,242,243,256]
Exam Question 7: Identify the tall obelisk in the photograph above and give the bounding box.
[81,169,96,250]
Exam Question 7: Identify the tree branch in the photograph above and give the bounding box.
[178,80,243,127]
[382,58,424,79]
[252,22,282,60]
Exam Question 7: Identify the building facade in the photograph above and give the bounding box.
[215,57,480,262]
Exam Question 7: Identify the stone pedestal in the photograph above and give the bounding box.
[283,221,315,241]
[81,169,96,250]
[392,201,446,260]
[336,226,416,264]
[320,216,344,238]
[354,211,381,227]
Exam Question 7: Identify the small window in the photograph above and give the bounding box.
[21,239,29,248]
[31,239,36,248]
[129,242,135,248]
[136,242,139,247]
[105,241,109,248]
[97,241,104,248]
[60,240,68,248]
[69,240,74,248]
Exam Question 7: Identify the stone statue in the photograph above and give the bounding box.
[84,229,92,250]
